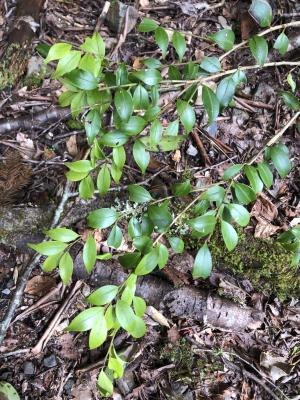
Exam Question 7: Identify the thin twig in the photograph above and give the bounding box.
[0,180,75,345]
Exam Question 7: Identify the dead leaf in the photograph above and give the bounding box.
[146,306,170,327]
[172,149,181,163]
[168,326,180,343]
[132,57,142,70]
[66,135,78,156]
[16,132,35,159]
[254,222,280,238]
[251,194,278,222]
[139,0,149,6]
[25,275,56,297]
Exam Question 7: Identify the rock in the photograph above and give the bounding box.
[23,361,35,375]
[106,1,138,34]
[43,354,57,368]
[63,379,74,396]
[0,205,55,250]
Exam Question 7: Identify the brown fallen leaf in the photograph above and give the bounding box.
[254,222,280,238]
[251,194,278,222]
[66,134,78,156]
[25,275,56,297]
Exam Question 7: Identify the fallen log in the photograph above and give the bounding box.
[74,253,265,332]
[0,107,70,135]
[0,0,45,90]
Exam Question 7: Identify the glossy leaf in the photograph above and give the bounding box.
[79,175,95,199]
[66,69,98,90]
[233,183,256,205]
[169,236,184,253]
[133,85,149,109]
[59,252,73,285]
[98,370,113,397]
[155,27,169,58]
[132,69,162,86]
[227,204,250,227]
[67,307,103,331]
[270,145,292,178]
[88,208,118,229]
[97,165,111,195]
[45,43,72,63]
[202,86,220,125]
[89,313,107,349]
[133,140,150,174]
[280,91,300,111]
[249,35,268,66]
[257,161,273,188]
[274,31,289,55]
[87,285,118,306]
[176,100,196,133]
[45,228,79,242]
[223,164,244,180]
[221,220,238,251]
[172,31,186,61]
[135,248,158,275]
[148,203,172,230]
[200,56,221,73]
[116,300,146,338]
[216,76,236,107]
[107,225,123,248]
[28,241,67,256]
[138,18,159,32]
[114,89,133,121]
[209,29,235,51]
[157,243,169,269]
[249,0,272,27]
[193,244,212,279]
[244,165,264,193]
[188,214,216,235]
[83,235,97,273]
[128,185,153,203]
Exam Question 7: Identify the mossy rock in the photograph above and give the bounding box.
[186,230,300,300]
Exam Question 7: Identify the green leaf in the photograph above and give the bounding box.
[67,306,103,331]
[36,43,51,58]
[42,253,62,272]
[169,65,181,80]
[270,145,292,178]
[133,296,147,317]
[118,252,141,269]
[108,349,125,379]
[81,32,105,58]
[143,58,162,69]
[96,253,113,260]
[257,161,273,188]
[59,252,73,285]
[85,109,101,144]
[287,73,296,93]
[128,185,153,203]
[133,140,150,174]
[65,160,93,173]
[133,85,149,109]
[138,18,159,32]
[172,31,186,62]
[114,89,133,122]
[157,243,169,269]
[89,313,107,349]
[116,300,146,338]
[58,91,77,107]
[148,203,172,230]
[200,56,221,73]
[155,27,169,58]
[28,241,67,256]
[133,236,153,254]
[45,228,79,242]
[121,116,146,135]
[231,69,247,86]
[135,248,159,275]
[280,91,300,111]
[244,165,264,193]
[107,225,123,248]
[97,370,113,397]
[176,100,196,133]
[140,135,185,152]
[223,164,244,180]
[112,146,126,170]
[201,185,225,203]
[188,215,216,235]
[66,69,99,90]
[209,29,235,51]
[83,235,97,273]
[150,119,163,146]
[0,381,20,400]
[172,180,191,197]
[233,183,256,204]
[169,237,184,253]
[88,208,118,229]
[249,0,272,27]
[53,50,81,77]
[79,175,95,199]
[274,31,289,56]
[79,53,101,77]
[70,91,87,117]
[249,35,268,66]
[165,120,179,136]
[132,69,162,86]
[100,131,129,147]
[227,204,250,227]
[97,165,111,195]
[221,220,238,251]
[192,244,212,279]
[110,162,122,184]
[87,285,118,305]
[202,86,220,125]
[66,170,88,182]
[216,77,236,107]
[45,42,72,63]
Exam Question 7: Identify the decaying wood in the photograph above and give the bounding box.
[0,107,70,134]
[74,255,265,331]
[0,0,45,89]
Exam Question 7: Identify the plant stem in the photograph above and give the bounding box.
[219,20,300,61]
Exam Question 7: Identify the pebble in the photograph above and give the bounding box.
[23,361,35,375]
[1,288,10,295]
[43,354,57,368]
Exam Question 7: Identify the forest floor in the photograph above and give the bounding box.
[0,0,300,399]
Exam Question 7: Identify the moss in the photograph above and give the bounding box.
[0,44,24,89]
[186,229,300,300]
[23,73,43,88]
[66,119,84,130]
